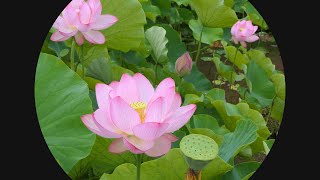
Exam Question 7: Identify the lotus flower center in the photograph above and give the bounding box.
[130,102,147,123]
[239,28,244,32]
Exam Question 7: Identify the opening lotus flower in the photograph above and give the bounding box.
[50,0,118,45]
[231,20,259,48]
[81,73,196,157]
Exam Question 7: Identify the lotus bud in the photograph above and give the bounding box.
[175,52,192,76]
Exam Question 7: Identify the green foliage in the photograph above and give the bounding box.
[35,53,96,173]
[38,0,284,178]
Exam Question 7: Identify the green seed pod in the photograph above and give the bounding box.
[180,134,219,170]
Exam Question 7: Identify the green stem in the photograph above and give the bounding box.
[136,154,142,180]
[70,38,76,71]
[195,27,204,63]
[81,45,85,79]
[229,47,240,84]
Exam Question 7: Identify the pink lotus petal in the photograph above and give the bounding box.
[145,135,172,157]
[93,108,121,135]
[117,74,139,104]
[133,122,169,141]
[253,26,258,33]
[91,15,118,30]
[79,2,92,24]
[240,41,247,48]
[164,104,197,133]
[95,83,113,109]
[109,138,128,153]
[246,35,259,43]
[163,133,179,142]
[62,5,80,26]
[75,32,84,45]
[81,114,122,138]
[145,97,167,123]
[133,73,155,103]
[83,30,105,44]
[169,93,182,112]
[70,0,84,9]
[155,78,175,93]
[124,136,154,151]
[123,138,145,154]
[53,16,64,29]
[110,96,141,134]
[50,31,71,42]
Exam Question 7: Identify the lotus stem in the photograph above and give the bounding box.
[136,154,142,180]
[195,27,204,63]
[229,46,240,84]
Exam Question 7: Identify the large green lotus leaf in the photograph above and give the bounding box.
[183,94,204,106]
[183,63,213,91]
[189,19,223,45]
[80,44,111,68]
[177,7,195,23]
[225,46,249,70]
[271,73,285,100]
[158,24,187,71]
[172,0,191,6]
[87,57,134,84]
[190,0,238,28]
[271,97,285,122]
[224,0,234,7]
[101,0,146,52]
[263,139,275,155]
[212,57,237,84]
[141,1,161,22]
[236,103,270,139]
[69,136,137,179]
[219,120,258,163]
[202,156,233,180]
[206,88,226,102]
[212,101,270,140]
[178,80,202,97]
[100,149,187,180]
[243,2,268,30]
[221,162,261,180]
[145,26,169,64]
[101,148,233,180]
[191,114,230,136]
[35,53,96,173]
[245,60,276,108]
[48,40,70,58]
[246,49,275,77]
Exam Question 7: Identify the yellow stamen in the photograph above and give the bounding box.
[239,28,244,32]
[130,102,147,123]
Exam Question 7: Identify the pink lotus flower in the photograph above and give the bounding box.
[175,52,192,77]
[81,73,196,157]
[50,0,118,45]
[231,20,259,48]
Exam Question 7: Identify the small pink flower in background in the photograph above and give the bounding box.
[81,73,196,157]
[50,0,118,45]
[175,52,192,77]
[231,20,259,48]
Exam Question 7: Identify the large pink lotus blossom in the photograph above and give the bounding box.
[81,73,196,157]
[231,20,259,48]
[50,0,118,45]
[175,52,192,77]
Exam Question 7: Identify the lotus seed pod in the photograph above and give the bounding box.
[180,134,218,170]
